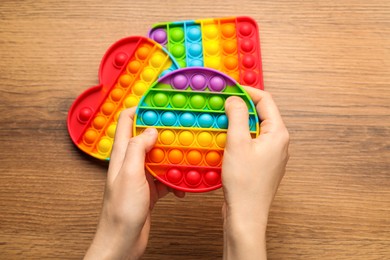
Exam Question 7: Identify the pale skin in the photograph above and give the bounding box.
[85,88,290,260]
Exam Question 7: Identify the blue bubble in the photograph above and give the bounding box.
[142,111,158,125]
[187,27,201,41]
[188,43,202,57]
[179,112,195,127]
[161,111,177,126]
[198,113,214,128]
[217,114,228,129]
[189,59,203,67]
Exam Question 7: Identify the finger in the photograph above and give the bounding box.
[107,107,137,183]
[224,96,251,147]
[243,87,285,135]
[121,128,158,182]
[173,189,186,198]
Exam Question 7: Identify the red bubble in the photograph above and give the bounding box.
[185,170,202,186]
[243,71,257,85]
[166,168,183,184]
[239,23,253,36]
[78,107,93,122]
[114,52,128,67]
[242,55,256,69]
[241,39,254,52]
[204,171,220,186]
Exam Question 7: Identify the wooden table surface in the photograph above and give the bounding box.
[1,0,389,259]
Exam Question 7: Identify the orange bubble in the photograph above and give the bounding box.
[127,60,141,74]
[221,23,235,38]
[178,131,194,146]
[224,56,238,70]
[223,40,237,54]
[205,151,221,166]
[160,130,176,145]
[119,74,133,88]
[111,88,123,102]
[92,116,106,130]
[168,149,184,164]
[136,46,150,60]
[216,133,227,148]
[83,129,98,145]
[187,150,202,165]
[197,131,213,147]
[102,102,115,115]
[149,148,165,163]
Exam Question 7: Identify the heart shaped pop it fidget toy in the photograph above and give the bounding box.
[67,36,179,160]
[148,16,264,89]
[134,68,260,192]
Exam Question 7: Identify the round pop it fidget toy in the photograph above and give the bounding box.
[67,36,179,160]
[134,67,259,192]
[148,16,264,90]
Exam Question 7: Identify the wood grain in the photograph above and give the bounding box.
[0,0,389,259]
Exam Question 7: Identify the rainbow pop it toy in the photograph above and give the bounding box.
[68,36,179,160]
[134,67,259,192]
[148,16,264,90]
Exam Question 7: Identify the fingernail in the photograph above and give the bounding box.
[144,128,157,136]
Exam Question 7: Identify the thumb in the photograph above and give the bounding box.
[225,96,251,147]
[122,127,158,175]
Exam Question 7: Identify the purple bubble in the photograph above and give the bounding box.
[209,76,226,92]
[190,74,207,90]
[152,29,167,44]
[172,74,188,89]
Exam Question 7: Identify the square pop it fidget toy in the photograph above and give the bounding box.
[67,36,179,160]
[148,16,264,90]
[134,67,260,192]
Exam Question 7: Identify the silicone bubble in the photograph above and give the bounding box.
[148,16,264,89]
[134,67,259,192]
[67,36,179,160]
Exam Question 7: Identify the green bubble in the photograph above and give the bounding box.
[172,44,185,58]
[177,59,187,68]
[171,93,187,108]
[153,93,169,107]
[190,94,206,109]
[209,96,224,110]
[170,27,184,42]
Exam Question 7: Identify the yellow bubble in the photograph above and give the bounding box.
[97,138,112,154]
[141,67,156,82]
[205,57,221,70]
[178,131,194,146]
[204,24,218,39]
[124,95,139,108]
[150,52,166,68]
[204,41,219,55]
[197,132,213,147]
[160,129,175,145]
[132,81,148,96]
[216,133,227,148]
[162,59,172,70]
[107,123,117,138]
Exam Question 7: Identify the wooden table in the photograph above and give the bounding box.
[1,1,389,259]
